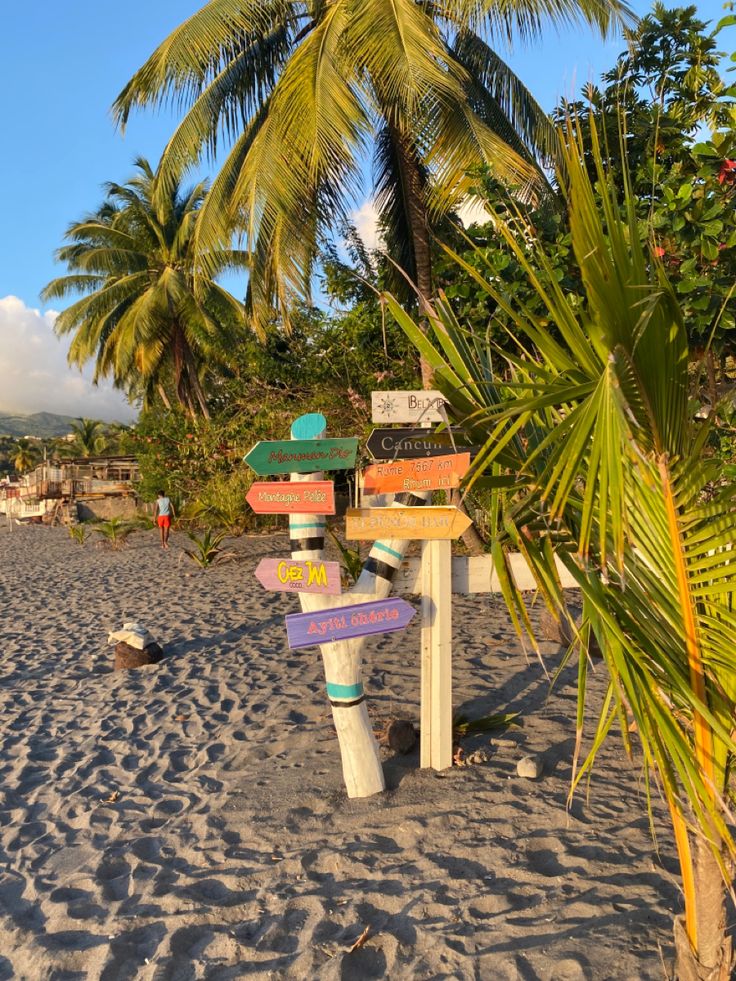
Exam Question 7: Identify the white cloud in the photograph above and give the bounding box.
[456,197,493,228]
[0,296,137,423]
[349,195,492,256]
[350,200,383,251]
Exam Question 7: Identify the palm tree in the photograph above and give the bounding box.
[389,124,736,979]
[69,418,107,457]
[42,158,249,418]
[112,0,633,383]
[12,438,38,474]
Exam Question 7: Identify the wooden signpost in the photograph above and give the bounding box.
[366,427,475,461]
[243,437,358,475]
[254,558,342,595]
[371,390,446,425]
[243,407,577,797]
[345,502,469,772]
[362,453,471,495]
[285,598,416,649]
[246,480,335,514]
[346,505,473,541]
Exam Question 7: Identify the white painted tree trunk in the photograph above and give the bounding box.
[289,413,428,798]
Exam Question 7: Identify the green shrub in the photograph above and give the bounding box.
[94,518,136,549]
[68,524,88,545]
[183,528,229,568]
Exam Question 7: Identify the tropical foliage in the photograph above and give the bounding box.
[438,5,736,374]
[41,158,249,419]
[69,418,108,456]
[93,517,138,549]
[112,0,632,358]
[68,524,89,545]
[182,528,230,568]
[11,438,40,474]
[126,298,417,520]
[390,120,736,979]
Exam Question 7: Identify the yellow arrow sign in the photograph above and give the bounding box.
[345,506,473,541]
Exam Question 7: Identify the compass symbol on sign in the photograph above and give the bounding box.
[379,395,398,417]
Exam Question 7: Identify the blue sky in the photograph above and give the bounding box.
[0,0,728,420]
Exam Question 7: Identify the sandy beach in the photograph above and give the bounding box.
[0,524,679,980]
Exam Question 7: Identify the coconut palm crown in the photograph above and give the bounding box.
[112,0,634,348]
[12,438,39,475]
[69,418,107,457]
[42,158,249,418]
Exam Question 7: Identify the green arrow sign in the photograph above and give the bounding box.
[243,438,359,476]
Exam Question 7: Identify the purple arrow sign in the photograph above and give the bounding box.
[255,558,342,595]
[285,598,416,649]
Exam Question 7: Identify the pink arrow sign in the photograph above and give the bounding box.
[255,558,342,595]
[286,598,416,649]
[246,480,335,514]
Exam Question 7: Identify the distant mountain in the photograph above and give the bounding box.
[0,411,79,438]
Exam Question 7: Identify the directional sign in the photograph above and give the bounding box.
[371,390,447,425]
[286,598,416,649]
[246,480,335,514]
[362,453,471,495]
[255,558,342,595]
[345,506,473,541]
[244,438,358,476]
[366,428,477,461]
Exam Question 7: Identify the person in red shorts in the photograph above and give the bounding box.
[154,490,175,549]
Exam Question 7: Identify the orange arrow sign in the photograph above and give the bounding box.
[362,452,470,495]
[246,480,335,514]
[345,506,473,541]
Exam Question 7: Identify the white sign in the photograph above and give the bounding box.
[371,390,447,425]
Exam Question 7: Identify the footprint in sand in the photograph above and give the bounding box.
[97,853,131,902]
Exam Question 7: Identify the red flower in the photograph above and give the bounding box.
[654,245,666,258]
[718,159,736,185]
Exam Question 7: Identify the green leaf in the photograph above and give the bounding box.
[691,143,720,157]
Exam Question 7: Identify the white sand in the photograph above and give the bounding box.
[0,524,678,979]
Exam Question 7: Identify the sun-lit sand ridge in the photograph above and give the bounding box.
[0,524,678,979]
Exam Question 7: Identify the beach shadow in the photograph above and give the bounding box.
[0,957,12,981]
[37,930,107,953]
[152,923,253,980]
[165,616,287,659]
[537,736,577,775]
[339,946,387,979]
[453,654,580,734]
[100,921,167,981]
[0,870,46,933]
[383,748,420,791]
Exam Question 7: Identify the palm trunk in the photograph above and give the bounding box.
[389,119,484,552]
[184,349,211,421]
[171,323,198,419]
[157,384,172,411]
[388,120,434,389]
[674,833,733,981]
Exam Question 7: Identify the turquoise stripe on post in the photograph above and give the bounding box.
[326,682,364,700]
[291,413,327,440]
[289,521,325,530]
[373,542,403,561]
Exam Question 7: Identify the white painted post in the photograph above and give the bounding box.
[420,538,453,770]
[287,414,384,799]
[286,413,432,798]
